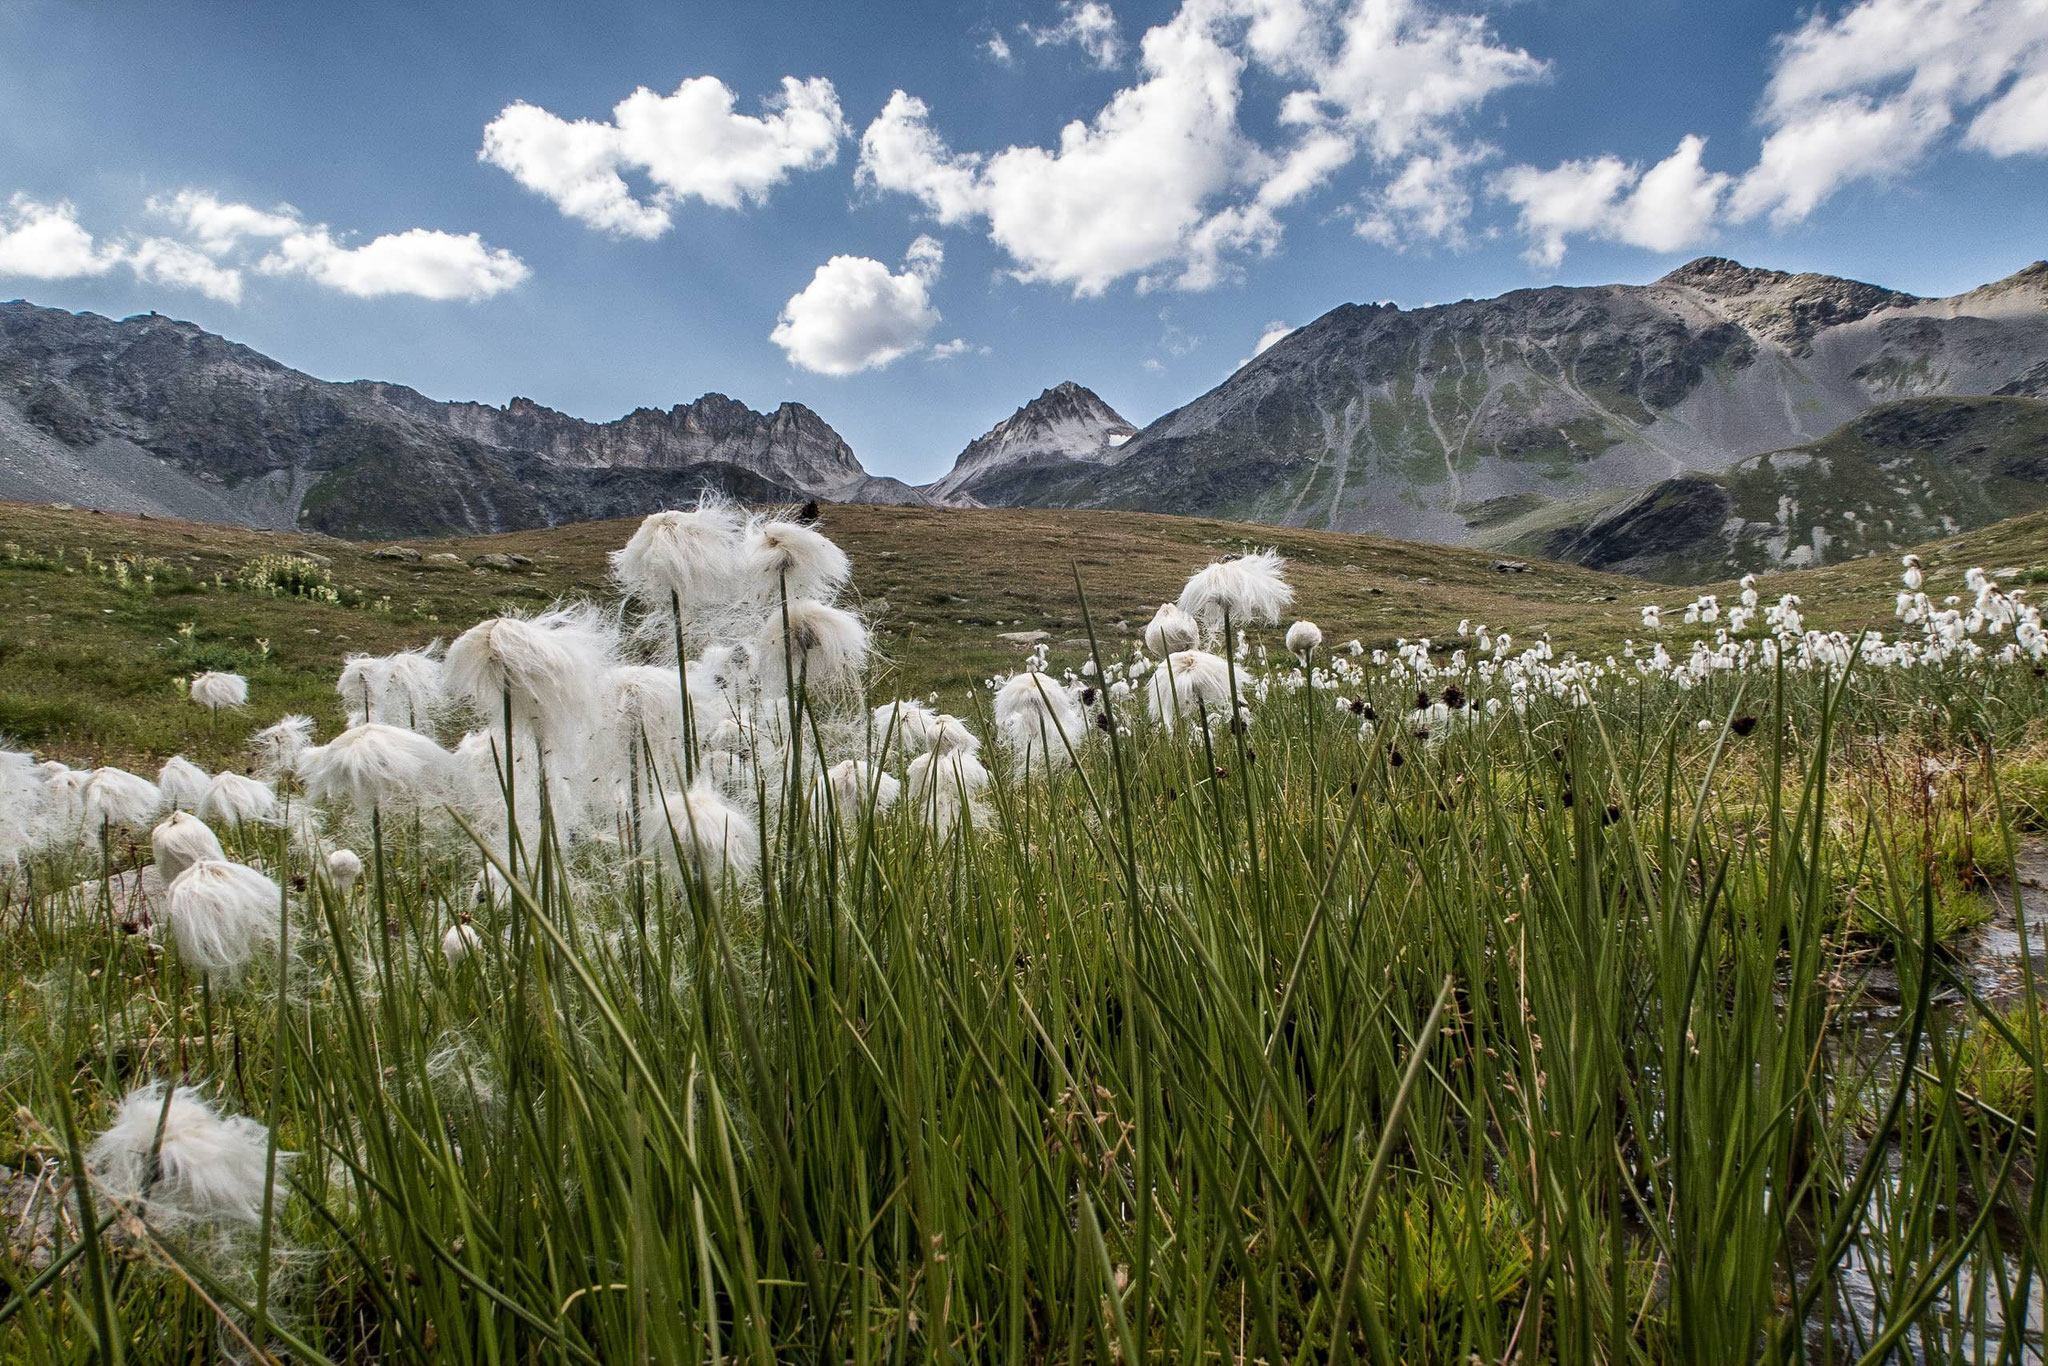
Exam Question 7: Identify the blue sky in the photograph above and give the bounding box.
[1,0,2043,484]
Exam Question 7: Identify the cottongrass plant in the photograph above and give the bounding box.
[8,518,2048,1364]
[187,670,248,713]
[155,756,211,812]
[162,857,281,977]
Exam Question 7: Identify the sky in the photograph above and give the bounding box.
[1,0,2044,485]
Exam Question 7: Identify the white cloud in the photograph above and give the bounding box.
[1497,135,1729,270]
[1495,0,2048,266]
[0,189,528,304]
[124,237,243,303]
[1237,319,1295,366]
[770,236,944,376]
[1355,143,1489,247]
[1024,1,1125,68]
[481,75,846,238]
[928,337,990,360]
[258,227,529,301]
[0,196,117,280]
[859,0,1538,296]
[151,190,299,253]
[985,33,1015,64]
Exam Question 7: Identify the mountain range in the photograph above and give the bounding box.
[0,301,923,538]
[4,255,2047,580]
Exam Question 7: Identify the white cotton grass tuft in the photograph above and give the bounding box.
[164,858,281,978]
[993,672,1086,765]
[199,772,277,826]
[1146,650,1248,731]
[906,749,991,834]
[150,811,224,886]
[1285,620,1322,661]
[249,714,316,780]
[442,921,483,963]
[157,756,212,812]
[188,671,249,712]
[610,499,747,623]
[335,653,389,723]
[379,646,445,731]
[752,598,869,696]
[83,767,163,831]
[648,783,759,884]
[822,758,900,819]
[1144,602,1200,658]
[1177,551,1294,633]
[88,1082,280,1229]
[325,848,363,893]
[608,665,693,780]
[742,516,852,604]
[872,699,939,755]
[443,604,619,739]
[298,722,452,815]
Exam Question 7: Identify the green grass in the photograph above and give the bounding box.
[2,500,2047,1362]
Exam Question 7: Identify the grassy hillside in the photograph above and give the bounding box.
[6,496,2048,767]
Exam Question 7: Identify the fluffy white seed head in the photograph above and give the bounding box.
[298,723,452,815]
[743,517,852,604]
[648,783,759,884]
[380,646,445,730]
[1145,650,1247,730]
[994,672,1086,765]
[442,921,483,963]
[188,671,249,712]
[150,811,224,886]
[248,714,315,779]
[157,756,212,812]
[752,599,869,696]
[199,772,276,826]
[906,749,991,834]
[443,605,618,739]
[88,1083,278,1228]
[608,665,692,780]
[325,848,363,892]
[872,699,938,755]
[164,859,281,977]
[1285,620,1322,659]
[610,500,746,620]
[1144,602,1200,658]
[83,768,163,831]
[1178,551,1294,633]
[823,758,900,819]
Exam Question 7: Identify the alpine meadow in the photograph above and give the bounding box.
[7,0,2048,1359]
[1,493,2044,1363]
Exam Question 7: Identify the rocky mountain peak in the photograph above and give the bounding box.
[1659,255,1920,350]
[923,381,1137,506]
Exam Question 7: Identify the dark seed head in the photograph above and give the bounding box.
[1094,711,1113,732]
[1731,715,1759,737]
[795,499,821,525]
[1348,697,1366,716]
[1415,689,1432,710]
[1388,747,1405,768]
[1441,684,1466,709]
[1361,704,1377,721]
[1604,803,1622,824]
[1080,686,1098,705]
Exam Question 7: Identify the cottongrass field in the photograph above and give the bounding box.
[2,502,2045,1364]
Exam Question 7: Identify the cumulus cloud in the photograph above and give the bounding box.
[1024,1,1124,68]
[1237,319,1295,367]
[1355,143,1490,247]
[481,75,846,237]
[0,189,528,304]
[928,337,991,360]
[858,0,1540,295]
[0,196,117,280]
[1497,0,2048,266]
[1496,136,1728,270]
[770,236,944,376]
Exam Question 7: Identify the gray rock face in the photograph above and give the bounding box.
[1000,258,2048,548]
[0,301,924,537]
[1523,395,2048,582]
[922,381,1137,506]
